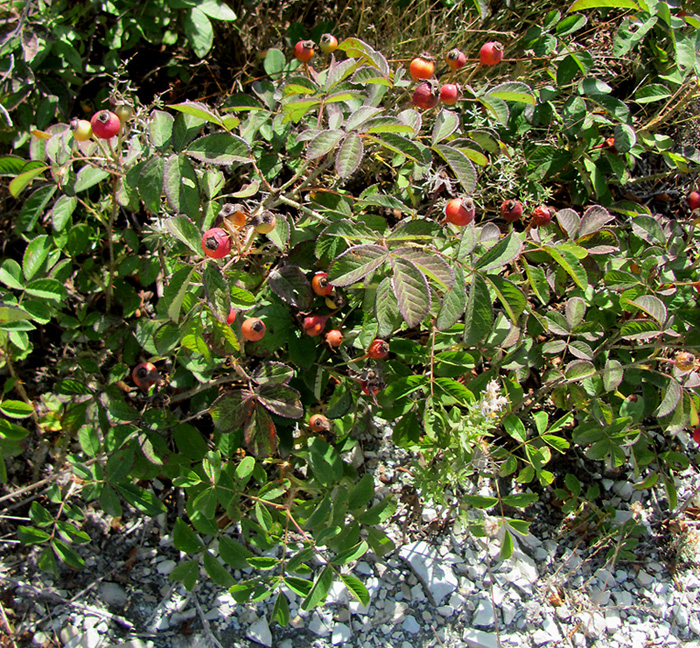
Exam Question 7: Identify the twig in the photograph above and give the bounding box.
[0,601,18,648]
[192,592,226,648]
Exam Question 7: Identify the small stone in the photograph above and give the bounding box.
[533,617,561,645]
[97,582,128,608]
[437,606,454,617]
[156,560,176,576]
[246,618,272,648]
[605,610,622,633]
[32,633,48,646]
[463,628,499,648]
[637,570,654,587]
[411,583,426,602]
[332,623,351,645]
[60,626,79,645]
[65,629,100,648]
[309,611,331,636]
[473,598,496,627]
[402,615,420,634]
[356,562,373,575]
[613,590,633,607]
[399,541,458,605]
[502,601,517,626]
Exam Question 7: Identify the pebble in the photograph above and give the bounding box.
[309,611,332,636]
[155,560,176,576]
[97,583,128,608]
[332,623,351,644]
[472,599,496,627]
[532,617,561,645]
[463,628,499,648]
[399,541,458,605]
[401,615,420,634]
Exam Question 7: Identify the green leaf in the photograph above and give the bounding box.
[174,519,204,553]
[268,265,313,310]
[185,7,213,58]
[117,484,166,516]
[657,379,682,419]
[198,0,237,20]
[22,235,51,281]
[500,529,513,560]
[625,295,666,326]
[332,540,369,566]
[307,130,346,160]
[74,167,110,193]
[203,550,235,587]
[432,109,460,145]
[634,84,671,104]
[542,245,588,290]
[501,493,538,508]
[210,389,254,433]
[203,262,231,322]
[390,257,430,328]
[485,82,535,105]
[348,473,374,510]
[462,495,498,509]
[186,133,251,165]
[164,266,195,322]
[163,155,200,220]
[18,525,51,544]
[328,244,388,287]
[437,264,466,332]
[335,132,363,178]
[434,145,477,193]
[257,384,304,419]
[463,273,492,346]
[138,157,165,212]
[307,437,343,486]
[272,591,290,626]
[301,566,334,611]
[170,560,199,591]
[486,276,526,323]
[219,536,253,569]
[569,0,639,10]
[244,404,278,457]
[0,399,34,419]
[340,572,370,606]
[475,233,522,271]
[9,165,48,197]
[52,539,84,569]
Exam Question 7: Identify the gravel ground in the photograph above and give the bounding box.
[4,421,700,648]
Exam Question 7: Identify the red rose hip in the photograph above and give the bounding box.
[480,41,504,66]
[501,199,523,223]
[445,197,476,226]
[413,82,438,110]
[90,110,121,139]
[201,227,232,259]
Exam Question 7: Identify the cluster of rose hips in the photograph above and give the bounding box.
[70,105,133,141]
[293,33,339,63]
[410,42,504,111]
[443,195,552,228]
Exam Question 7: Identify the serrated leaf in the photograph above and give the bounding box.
[257,384,303,419]
[578,205,614,238]
[390,257,430,328]
[542,245,588,290]
[117,484,166,516]
[392,247,454,291]
[332,540,369,566]
[307,130,345,160]
[625,295,666,326]
[565,360,596,381]
[328,244,388,287]
[163,155,200,220]
[486,81,535,104]
[186,133,251,165]
[375,276,402,338]
[486,275,526,323]
[209,389,255,433]
[268,265,313,309]
[434,144,477,193]
[9,165,48,197]
[170,561,199,591]
[432,109,460,145]
[203,262,231,322]
[463,273,492,345]
[308,437,343,486]
[219,536,253,569]
[244,404,277,457]
[657,379,682,418]
[252,362,294,386]
[603,359,623,392]
[335,132,363,178]
[475,232,522,271]
[0,400,34,419]
[479,95,509,125]
[437,264,466,331]
[166,215,201,254]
